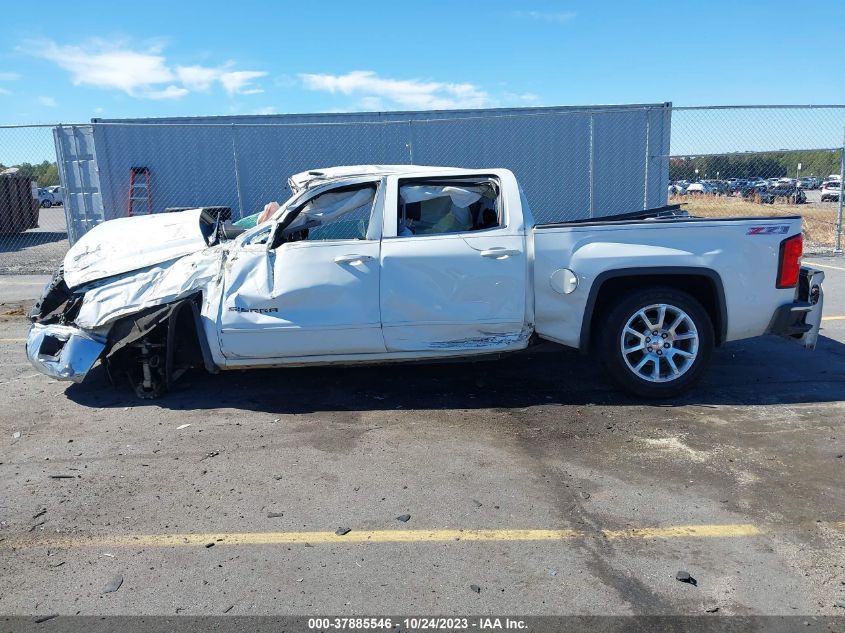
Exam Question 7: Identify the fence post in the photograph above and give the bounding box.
[642,113,650,210]
[588,114,594,218]
[836,141,845,254]
[231,124,245,219]
[407,120,414,163]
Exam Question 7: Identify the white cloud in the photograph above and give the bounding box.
[251,106,278,115]
[37,95,57,107]
[513,10,576,24]
[299,70,494,110]
[174,66,266,94]
[28,39,266,99]
[33,40,175,97]
[145,85,190,100]
[176,65,221,91]
[219,71,266,95]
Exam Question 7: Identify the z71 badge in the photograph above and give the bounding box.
[747,225,789,235]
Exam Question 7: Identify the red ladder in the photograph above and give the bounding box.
[127,166,152,216]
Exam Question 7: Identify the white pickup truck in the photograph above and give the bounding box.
[27,165,824,399]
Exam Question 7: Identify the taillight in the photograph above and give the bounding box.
[776,233,802,289]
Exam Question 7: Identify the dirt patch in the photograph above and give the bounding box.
[0,303,28,320]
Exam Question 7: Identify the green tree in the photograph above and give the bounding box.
[37,163,59,187]
[670,149,842,181]
[0,160,60,186]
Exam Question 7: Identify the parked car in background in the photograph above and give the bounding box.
[668,183,686,195]
[738,181,765,198]
[739,182,767,199]
[759,183,806,204]
[685,182,718,195]
[703,180,729,195]
[37,187,63,208]
[820,181,842,202]
[45,186,63,205]
[798,177,818,189]
[729,179,753,192]
[37,189,54,208]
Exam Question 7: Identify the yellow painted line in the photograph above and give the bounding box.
[602,524,762,539]
[805,261,845,272]
[822,316,845,321]
[1,524,762,550]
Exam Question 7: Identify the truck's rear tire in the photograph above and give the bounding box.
[598,287,714,399]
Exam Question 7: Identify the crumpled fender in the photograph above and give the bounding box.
[74,247,225,329]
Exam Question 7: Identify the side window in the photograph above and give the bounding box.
[243,223,273,246]
[295,185,376,242]
[397,180,500,236]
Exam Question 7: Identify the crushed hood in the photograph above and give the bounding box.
[63,209,213,289]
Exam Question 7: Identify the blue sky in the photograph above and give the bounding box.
[1,0,844,124]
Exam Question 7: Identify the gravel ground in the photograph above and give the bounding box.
[0,206,68,274]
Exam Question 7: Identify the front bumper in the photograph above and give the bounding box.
[26,323,106,382]
[769,266,825,349]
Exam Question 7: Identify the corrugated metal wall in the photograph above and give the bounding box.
[56,104,671,243]
[53,125,105,243]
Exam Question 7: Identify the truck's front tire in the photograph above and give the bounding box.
[598,288,714,399]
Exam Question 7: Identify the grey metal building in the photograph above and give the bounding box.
[54,103,671,244]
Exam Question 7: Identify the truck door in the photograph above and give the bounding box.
[218,182,386,359]
[379,174,529,352]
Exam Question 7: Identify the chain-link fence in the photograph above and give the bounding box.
[1,125,70,274]
[1,105,844,275]
[670,105,845,254]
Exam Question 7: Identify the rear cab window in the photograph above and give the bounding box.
[395,177,502,237]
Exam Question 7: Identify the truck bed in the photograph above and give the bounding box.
[531,212,805,350]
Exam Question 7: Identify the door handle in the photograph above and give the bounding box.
[334,254,374,264]
[479,248,521,259]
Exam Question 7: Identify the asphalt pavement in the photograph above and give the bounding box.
[0,258,844,617]
[0,275,48,303]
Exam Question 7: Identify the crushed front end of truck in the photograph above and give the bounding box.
[27,208,230,397]
[27,270,104,382]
